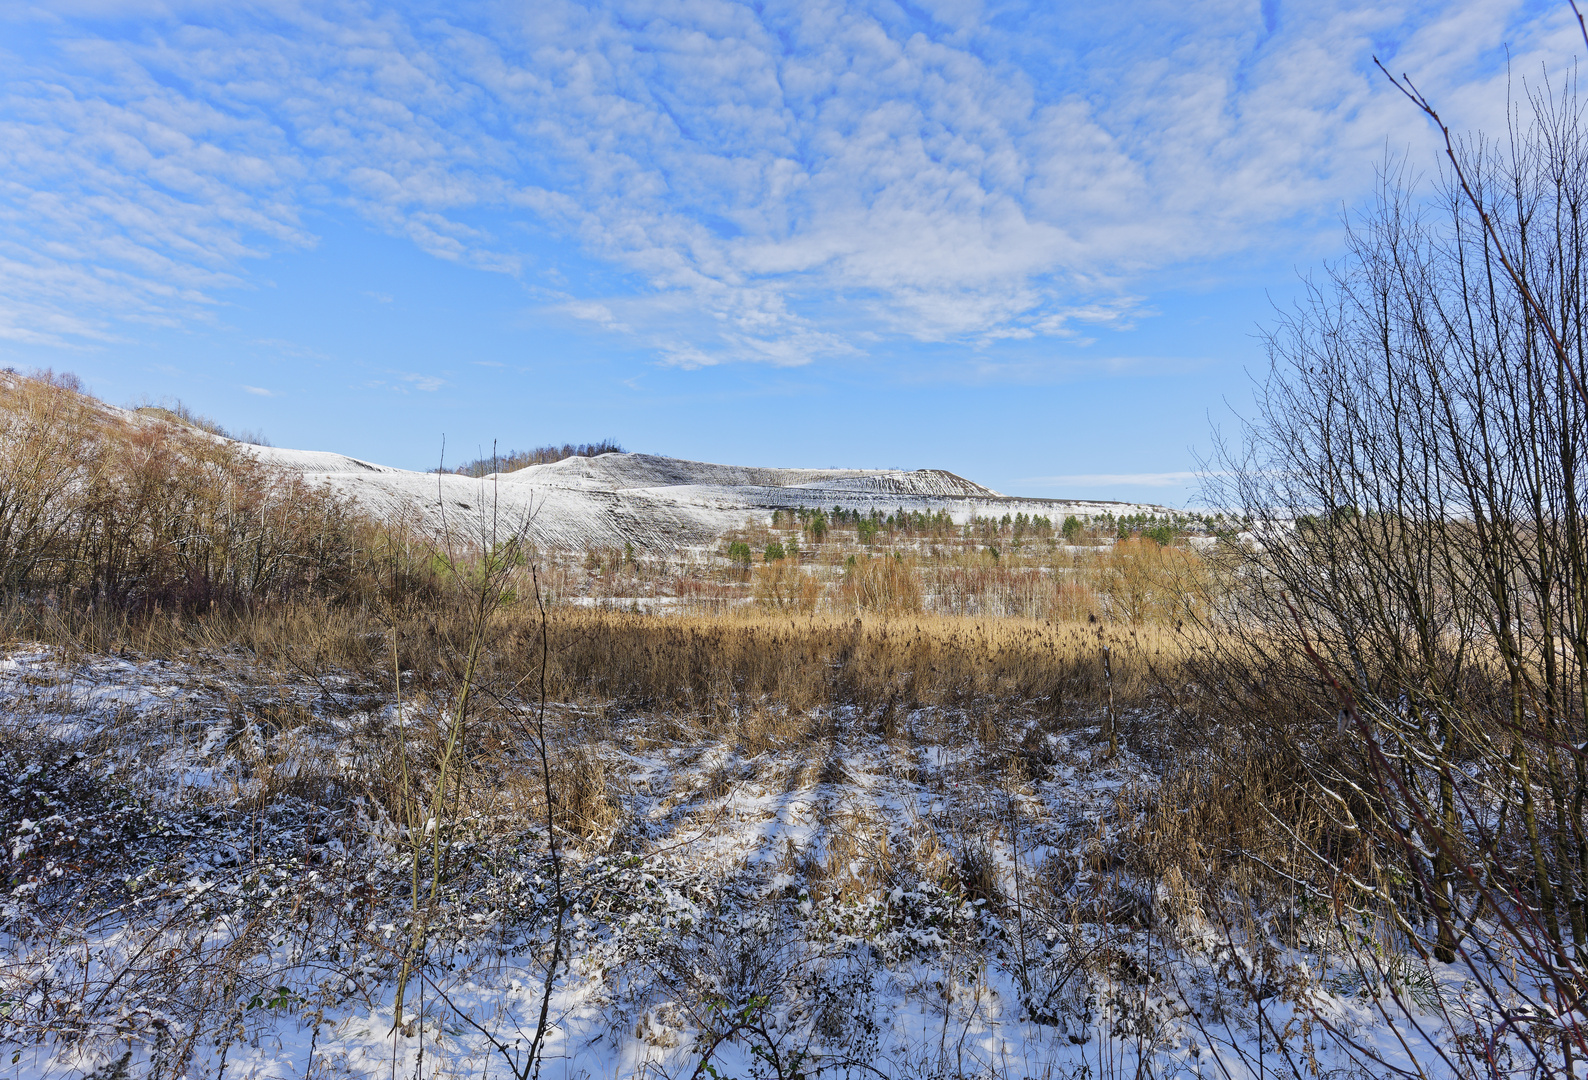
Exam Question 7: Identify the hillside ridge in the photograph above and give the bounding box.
[238,444,1175,550]
[82,393,1177,549]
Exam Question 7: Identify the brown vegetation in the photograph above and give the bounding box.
[0,371,381,611]
[0,594,1178,723]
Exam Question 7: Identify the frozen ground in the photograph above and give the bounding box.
[0,645,1487,1080]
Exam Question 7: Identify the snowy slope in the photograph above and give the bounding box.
[239,444,1176,550]
[88,394,1176,551]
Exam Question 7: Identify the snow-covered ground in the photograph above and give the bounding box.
[241,444,1176,552]
[0,646,1488,1080]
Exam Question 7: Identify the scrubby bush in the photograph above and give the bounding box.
[0,371,102,590]
[1097,538,1207,624]
[752,561,820,612]
[0,372,368,611]
[134,399,270,446]
[838,553,921,615]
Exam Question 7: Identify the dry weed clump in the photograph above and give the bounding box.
[837,554,922,615]
[751,559,822,612]
[555,743,624,839]
[1134,738,1333,912]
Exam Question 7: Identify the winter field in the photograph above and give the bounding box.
[0,634,1471,1080]
[1,372,1582,1079]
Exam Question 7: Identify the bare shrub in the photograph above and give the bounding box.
[751,558,821,612]
[1,372,374,611]
[1095,538,1208,626]
[0,371,104,589]
[1193,42,1588,1074]
[838,553,922,615]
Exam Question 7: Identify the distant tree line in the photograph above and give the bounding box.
[443,440,624,478]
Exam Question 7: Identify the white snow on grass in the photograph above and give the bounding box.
[0,646,1502,1080]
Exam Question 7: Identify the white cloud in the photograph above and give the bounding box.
[241,384,274,396]
[2,0,1581,363]
[561,300,631,334]
[401,372,444,392]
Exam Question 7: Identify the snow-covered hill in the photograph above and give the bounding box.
[241,444,1176,551]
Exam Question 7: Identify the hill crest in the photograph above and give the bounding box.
[241,445,1174,550]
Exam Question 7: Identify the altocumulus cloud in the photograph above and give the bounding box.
[401,373,446,392]
[0,0,1581,362]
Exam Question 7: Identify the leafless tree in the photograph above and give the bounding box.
[1201,26,1588,1073]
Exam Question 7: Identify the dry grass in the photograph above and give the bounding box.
[3,597,1187,719]
[0,565,1389,1079]
[0,379,1540,1076]
[569,513,1214,625]
[516,609,1186,718]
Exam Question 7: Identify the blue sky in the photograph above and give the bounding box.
[1,0,1580,504]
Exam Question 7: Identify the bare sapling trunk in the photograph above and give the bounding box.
[392,447,528,1036]
[525,565,562,1080]
[1102,644,1118,760]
